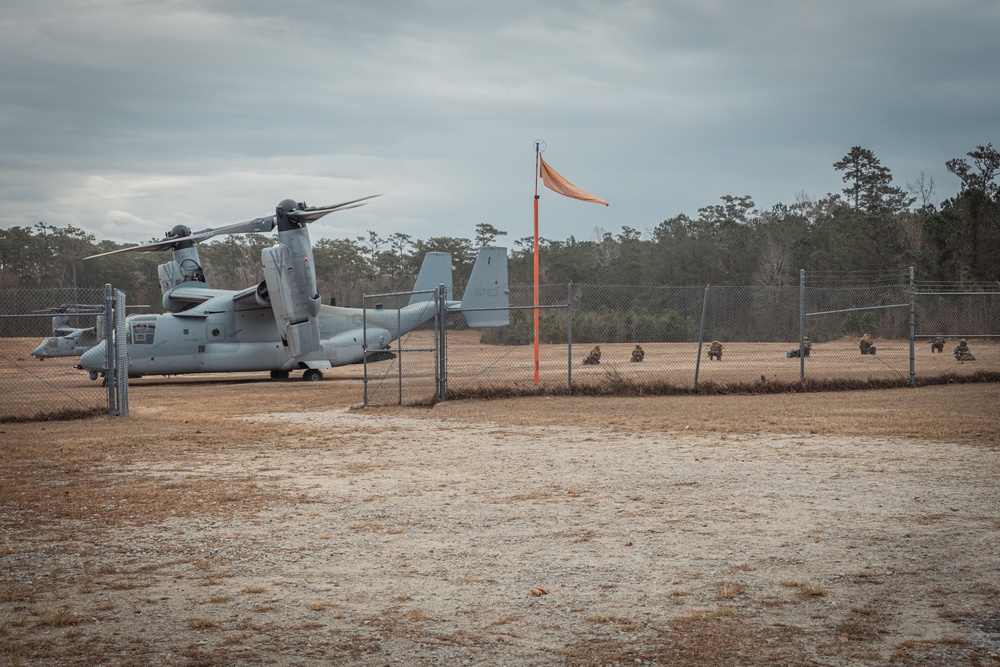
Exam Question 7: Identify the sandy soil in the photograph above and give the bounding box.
[2,380,999,666]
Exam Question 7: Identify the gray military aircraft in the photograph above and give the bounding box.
[32,305,103,360]
[77,197,509,382]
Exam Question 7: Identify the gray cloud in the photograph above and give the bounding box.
[1,0,997,245]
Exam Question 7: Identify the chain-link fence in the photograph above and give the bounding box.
[0,287,118,421]
[361,288,441,407]
[913,287,999,381]
[393,278,994,404]
[354,271,998,405]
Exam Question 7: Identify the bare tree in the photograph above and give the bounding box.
[906,172,936,210]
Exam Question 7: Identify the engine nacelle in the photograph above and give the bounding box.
[157,261,184,295]
[255,280,270,307]
[158,246,207,297]
[262,240,321,357]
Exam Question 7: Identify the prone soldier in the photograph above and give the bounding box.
[630,345,645,362]
[786,337,811,358]
[582,345,602,365]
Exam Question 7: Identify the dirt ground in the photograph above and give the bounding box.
[2,377,1000,666]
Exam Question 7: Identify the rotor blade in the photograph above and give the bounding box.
[286,195,382,224]
[85,195,381,259]
[188,216,277,243]
[85,238,189,259]
[34,305,104,314]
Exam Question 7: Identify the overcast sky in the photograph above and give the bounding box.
[2,0,998,248]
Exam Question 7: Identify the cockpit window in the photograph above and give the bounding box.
[130,322,155,345]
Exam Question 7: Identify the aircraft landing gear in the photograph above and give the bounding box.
[302,368,323,382]
[89,371,99,381]
[270,369,289,380]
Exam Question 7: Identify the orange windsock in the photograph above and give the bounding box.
[539,157,608,206]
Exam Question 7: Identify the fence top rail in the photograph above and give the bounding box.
[916,291,1000,296]
[0,312,102,320]
[364,288,438,300]
[807,303,910,317]
[914,334,997,339]
[805,284,909,291]
[569,283,712,290]
[507,304,567,311]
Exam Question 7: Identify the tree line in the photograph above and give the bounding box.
[1,144,998,310]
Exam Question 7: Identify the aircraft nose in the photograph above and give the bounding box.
[78,340,107,371]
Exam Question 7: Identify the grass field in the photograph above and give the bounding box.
[365,329,999,404]
[4,331,997,418]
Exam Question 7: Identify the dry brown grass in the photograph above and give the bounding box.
[715,580,748,600]
[186,616,218,630]
[783,581,829,598]
[835,606,889,641]
[34,608,76,628]
[561,614,808,666]
[425,382,1000,445]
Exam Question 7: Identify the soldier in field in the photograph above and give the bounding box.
[707,340,723,360]
[930,335,945,353]
[786,337,811,358]
[630,345,645,362]
[953,339,975,361]
[582,345,601,365]
[859,333,875,355]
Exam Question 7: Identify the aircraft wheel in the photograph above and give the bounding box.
[89,371,99,381]
[303,369,323,382]
[270,369,289,380]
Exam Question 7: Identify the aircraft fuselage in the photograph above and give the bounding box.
[78,292,441,378]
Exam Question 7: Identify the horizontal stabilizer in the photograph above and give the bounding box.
[162,283,217,303]
[460,246,509,327]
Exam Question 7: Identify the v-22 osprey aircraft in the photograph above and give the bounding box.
[32,305,103,360]
[77,197,509,381]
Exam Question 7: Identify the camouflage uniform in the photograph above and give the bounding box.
[786,337,811,358]
[707,340,723,360]
[859,333,874,355]
[953,339,975,361]
[931,336,945,353]
[583,345,602,365]
[630,345,645,362]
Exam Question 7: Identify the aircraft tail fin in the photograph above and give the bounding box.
[460,246,509,327]
[408,252,453,305]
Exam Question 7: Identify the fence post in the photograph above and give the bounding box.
[567,282,573,395]
[909,266,915,387]
[436,283,447,402]
[362,298,369,406]
[103,284,116,415]
[114,288,129,417]
[397,304,403,406]
[694,285,708,388]
[799,269,805,383]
